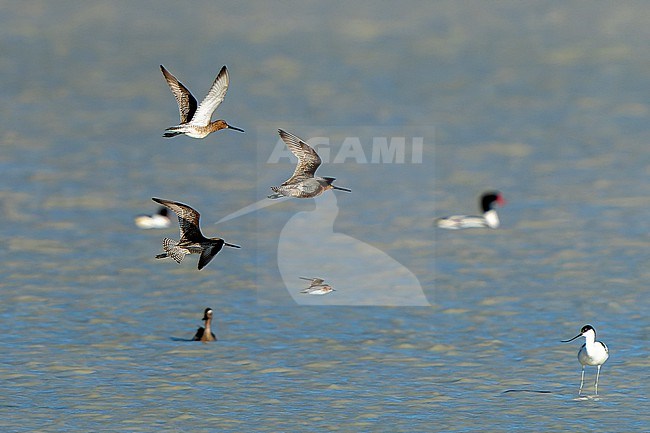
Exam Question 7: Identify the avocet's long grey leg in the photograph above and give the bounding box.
[594,365,602,396]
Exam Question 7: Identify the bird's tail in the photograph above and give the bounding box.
[163,126,183,138]
[267,186,285,199]
[157,238,185,263]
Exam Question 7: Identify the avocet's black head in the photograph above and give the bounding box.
[480,191,506,212]
[580,324,595,334]
[202,308,213,321]
[158,207,169,217]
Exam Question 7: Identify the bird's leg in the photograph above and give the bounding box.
[578,366,585,396]
[594,365,601,396]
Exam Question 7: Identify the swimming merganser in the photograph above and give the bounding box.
[435,191,506,229]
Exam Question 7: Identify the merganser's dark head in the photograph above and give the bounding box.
[480,191,506,212]
[202,308,213,321]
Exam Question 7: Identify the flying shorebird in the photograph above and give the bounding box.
[160,65,244,139]
[562,324,609,396]
[299,277,336,295]
[268,129,352,199]
[192,307,217,342]
[152,198,240,270]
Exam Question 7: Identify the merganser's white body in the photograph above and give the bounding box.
[135,206,172,229]
[435,191,505,229]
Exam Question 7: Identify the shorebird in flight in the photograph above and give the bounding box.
[160,65,244,139]
[152,198,240,270]
[299,277,335,295]
[268,129,351,199]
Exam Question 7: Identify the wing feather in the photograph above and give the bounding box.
[277,129,321,185]
[190,66,229,127]
[160,65,197,124]
[152,198,203,241]
[192,327,205,341]
[198,240,225,270]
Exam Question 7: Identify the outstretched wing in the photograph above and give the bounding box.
[197,240,225,270]
[299,277,325,287]
[278,129,322,184]
[160,65,198,124]
[152,198,203,241]
[191,66,229,127]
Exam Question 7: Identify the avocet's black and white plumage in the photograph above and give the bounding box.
[152,198,240,270]
[435,191,506,229]
[562,324,609,396]
[268,129,351,199]
[134,206,172,229]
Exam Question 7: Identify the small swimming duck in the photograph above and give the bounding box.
[134,206,172,229]
[192,307,217,342]
[160,64,244,139]
[435,191,506,229]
